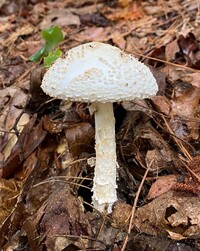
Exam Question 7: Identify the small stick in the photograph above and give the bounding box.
[121,156,155,251]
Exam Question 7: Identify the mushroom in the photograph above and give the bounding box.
[41,42,158,213]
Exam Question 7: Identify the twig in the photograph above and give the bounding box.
[121,156,154,251]
[129,50,200,73]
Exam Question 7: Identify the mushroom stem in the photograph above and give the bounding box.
[91,102,118,213]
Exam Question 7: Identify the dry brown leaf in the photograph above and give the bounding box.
[151,95,171,115]
[134,125,176,173]
[181,73,200,88]
[0,87,28,131]
[74,21,136,49]
[118,0,132,7]
[177,33,200,68]
[43,116,64,134]
[122,99,152,115]
[102,2,143,21]
[0,87,29,162]
[0,21,14,33]
[147,174,179,200]
[0,178,21,225]
[64,122,95,158]
[170,82,200,140]
[134,190,200,240]
[112,31,127,49]
[165,39,180,62]
[148,32,200,82]
[38,184,92,250]
[3,23,36,47]
[79,12,109,27]
[2,113,30,161]
[75,27,108,42]
[0,152,43,248]
[162,65,188,82]
[112,202,132,228]
[0,116,47,178]
[39,8,80,30]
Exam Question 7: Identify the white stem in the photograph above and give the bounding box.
[91,102,118,213]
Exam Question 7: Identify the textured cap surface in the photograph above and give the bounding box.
[41,42,158,102]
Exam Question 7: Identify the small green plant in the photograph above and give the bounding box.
[29,26,64,67]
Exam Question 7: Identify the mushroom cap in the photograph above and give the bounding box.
[41,42,158,103]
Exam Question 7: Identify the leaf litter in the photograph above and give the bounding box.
[0,0,200,250]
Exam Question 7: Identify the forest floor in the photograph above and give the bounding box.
[0,0,200,250]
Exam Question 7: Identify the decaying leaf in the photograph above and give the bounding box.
[0,87,29,132]
[112,202,132,228]
[3,23,36,47]
[177,33,200,69]
[147,174,179,200]
[0,86,30,164]
[0,116,47,178]
[102,2,144,21]
[180,72,200,88]
[165,39,180,62]
[64,122,95,158]
[134,190,200,240]
[2,113,30,161]
[134,125,177,172]
[151,95,171,115]
[0,152,39,248]
[0,178,21,225]
[38,184,92,250]
[170,81,200,140]
[43,116,64,134]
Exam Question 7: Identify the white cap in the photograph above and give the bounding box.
[41,42,158,103]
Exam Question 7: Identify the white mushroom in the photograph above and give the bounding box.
[41,42,158,213]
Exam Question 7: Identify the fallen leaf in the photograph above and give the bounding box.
[2,113,30,161]
[147,174,179,200]
[43,116,64,134]
[0,116,47,178]
[177,33,199,68]
[39,9,80,30]
[134,125,176,173]
[74,21,136,49]
[170,81,200,140]
[0,87,29,162]
[180,72,200,88]
[112,202,132,228]
[134,190,200,239]
[102,2,143,21]
[0,152,39,248]
[4,23,36,47]
[165,39,180,62]
[0,87,28,131]
[64,122,95,157]
[151,95,171,116]
[0,178,21,225]
[80,12,109,27]
[38,184,92,250]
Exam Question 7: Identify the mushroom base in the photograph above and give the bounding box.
[91,102,118,213]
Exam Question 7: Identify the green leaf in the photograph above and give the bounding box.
[43,48,62,68]
[29,26,64,62]
[42,26,64,50]
[29,44,50,62]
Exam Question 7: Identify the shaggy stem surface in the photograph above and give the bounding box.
[92,102,118,213]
